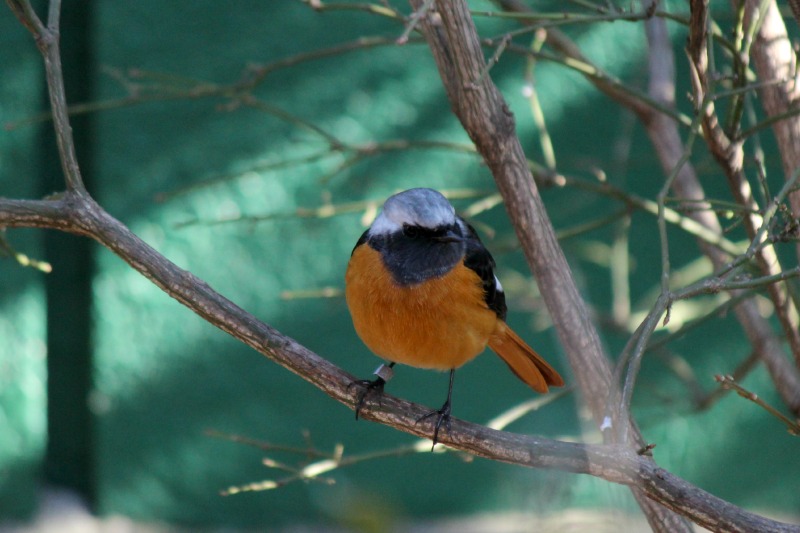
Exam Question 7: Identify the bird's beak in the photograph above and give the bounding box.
[434,230,463,244]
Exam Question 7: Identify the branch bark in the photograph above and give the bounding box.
[408,1,693,531]
[494,0,800,415]
[688,0,800,373]
[745,0,800,223]
[411,0,614,429]
[640,2,800,414]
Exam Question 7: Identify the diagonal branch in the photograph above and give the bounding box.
[411,0,613,428]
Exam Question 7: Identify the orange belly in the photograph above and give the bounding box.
[345,243,498,370]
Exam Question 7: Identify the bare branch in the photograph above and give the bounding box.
[4,189,799,531]
[688,0,800,373]
[407,1,693,530]
[488,0,799,416]
[745,0,800,225]
[5,0,46,35]
[8,0,86,193]
[715,375,800,435]
[636,0,800,416]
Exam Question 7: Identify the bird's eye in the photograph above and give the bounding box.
[403,225,420,238]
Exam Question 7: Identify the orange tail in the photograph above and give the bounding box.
[488,321,564,393]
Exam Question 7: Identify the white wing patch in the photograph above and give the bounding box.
[494,275,504,294]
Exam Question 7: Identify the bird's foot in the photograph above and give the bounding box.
[349,376,387,420]
[416,399,452,450]
[350,363,395,420]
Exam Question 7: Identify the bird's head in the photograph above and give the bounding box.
[367,188,467,285]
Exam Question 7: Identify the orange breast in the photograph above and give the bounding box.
[345,243,498,370]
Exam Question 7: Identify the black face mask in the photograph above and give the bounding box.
[370,223,466,286]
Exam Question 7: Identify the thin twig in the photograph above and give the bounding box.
[0,230,53,272]
[715,375,800,435]
[8,0,86,192]
[523,29,556,170]
[396,0,434,44]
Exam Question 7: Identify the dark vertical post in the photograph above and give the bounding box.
[41,0,96,505]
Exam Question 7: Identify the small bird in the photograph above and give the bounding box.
[345,188,563,446]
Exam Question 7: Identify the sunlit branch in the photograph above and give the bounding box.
[300,0,404,20]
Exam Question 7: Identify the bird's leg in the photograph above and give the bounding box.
[416,369,455,449]
[350,362,395,420]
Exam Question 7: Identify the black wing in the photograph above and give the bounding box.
[461,219,507,320]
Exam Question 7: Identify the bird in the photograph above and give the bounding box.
[344,188,564,447]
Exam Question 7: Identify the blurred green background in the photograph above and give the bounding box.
[1,0,798,530]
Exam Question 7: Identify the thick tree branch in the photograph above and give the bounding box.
[489,0,800,415]
[745,0,800,224]
[407,1,694,531]
[411,0,613,430]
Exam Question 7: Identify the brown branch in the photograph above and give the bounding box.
[490,2,799,416]
[8,0,85,193]
[407,1,694,531]
[743,0,800,343]
[715,375,800,435]
[688,0,800,375]
[635,2,800,415]
[745,0,800,226]
[410,0,613,426]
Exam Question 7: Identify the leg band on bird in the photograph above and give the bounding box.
[373,363,395,382]
[352,362,397,420]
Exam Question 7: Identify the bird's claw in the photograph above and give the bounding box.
[349,377,386,420]
[416,400,452,450]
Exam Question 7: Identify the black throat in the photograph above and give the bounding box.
[368,226,466,286]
